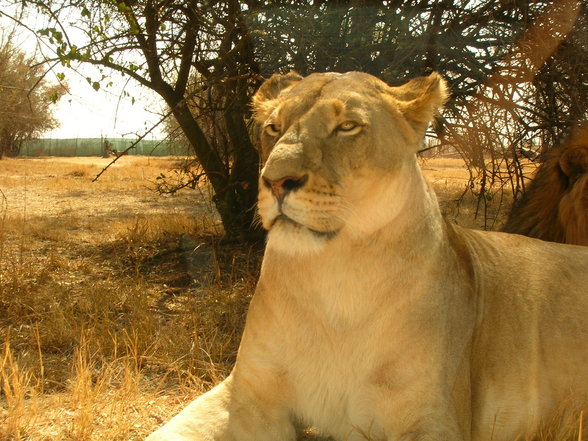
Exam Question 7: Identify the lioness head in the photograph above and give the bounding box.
[253,71,448,254]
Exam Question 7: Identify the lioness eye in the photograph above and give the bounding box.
[264,123,280,137]
[336,121,361,134]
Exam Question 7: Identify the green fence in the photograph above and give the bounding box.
[20,138,192,157]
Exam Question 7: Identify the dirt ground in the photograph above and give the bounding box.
[1,156,219,241]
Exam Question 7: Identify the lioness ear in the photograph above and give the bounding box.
[390,72,449,134]
[252,72,303,122]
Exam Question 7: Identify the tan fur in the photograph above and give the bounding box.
[147,72,588,441]
[505,124,588,245]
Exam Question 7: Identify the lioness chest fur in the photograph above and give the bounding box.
[147,72,588,441]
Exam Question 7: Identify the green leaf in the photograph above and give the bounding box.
[52,30,63,43]
[117,2,131,13]
[92,82,100,91]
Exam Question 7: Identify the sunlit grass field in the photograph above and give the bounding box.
[0,156,256,440]
[0,155,561,441]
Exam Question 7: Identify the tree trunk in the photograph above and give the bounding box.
[0,130,19,159]
[223,105,262,240]
[165,92,261,241]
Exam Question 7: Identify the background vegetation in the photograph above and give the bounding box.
[1,0,586,238]
[0,31,64,158]
[0,157,255,440]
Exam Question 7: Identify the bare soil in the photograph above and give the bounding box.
[1,156,217,239]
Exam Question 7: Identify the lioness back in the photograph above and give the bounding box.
[458,227,588,440]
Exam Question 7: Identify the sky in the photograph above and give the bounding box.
[45,69,166,140]
[1,8,166,140]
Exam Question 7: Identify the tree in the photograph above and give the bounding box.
[0,32,64,158]
[3,0,586,235]
[438,0,587,222]
[247,0,586,221]
[247,0,585,221]
[531,1,588,149]
[13,0,263,240]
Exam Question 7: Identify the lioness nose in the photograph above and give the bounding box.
[262,175,308,198]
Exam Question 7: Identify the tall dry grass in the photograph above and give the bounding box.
[0,156,581,441]
[0,157,258,440]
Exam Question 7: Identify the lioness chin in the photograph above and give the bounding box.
[147,72,588,441]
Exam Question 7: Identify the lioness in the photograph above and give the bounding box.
[147,72,588,441]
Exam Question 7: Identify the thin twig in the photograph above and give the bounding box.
[92,106,176,182]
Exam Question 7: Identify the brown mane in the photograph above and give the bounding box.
[504,123,588,246]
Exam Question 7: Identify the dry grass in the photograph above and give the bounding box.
[0,156,258,440]
[420,156,516,230]
[0,155,573,441]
